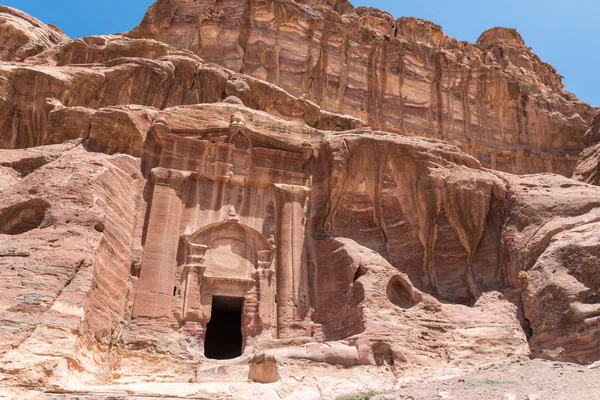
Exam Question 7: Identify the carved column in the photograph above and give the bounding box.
[274,184,310,338]
[133,167,191,319]
[256,249,275,330]
[243,281,261,339]
[181,243,208,321]
[180,243,208,354]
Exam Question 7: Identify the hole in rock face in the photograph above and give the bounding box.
[387,275,418,309]
[0,199,49,235]
[94,222,105,232]
[130,262,141,278]
[353,265,367,282]
[523,317,533,342]
[372,342,394,366]
[204,296,244,360]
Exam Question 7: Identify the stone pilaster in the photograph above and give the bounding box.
[274,184,310,338]
[182,263,206,321]
[133,167,191,319]
[256,249,276,331]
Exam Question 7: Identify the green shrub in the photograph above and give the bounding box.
[517,270,529,286]
[451,87,463,99]
[468,378,517,386]
[336,391,384,400]
[518,81,538,96]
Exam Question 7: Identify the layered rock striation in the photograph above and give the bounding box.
[0,6,68,62]
[0,36,363,149]
[2,98,599,388]
[128,0,596,175]
[573,112,600,185]
[0,0,599,395]
[0,144,144,385]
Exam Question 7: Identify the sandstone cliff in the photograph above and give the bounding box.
[573,112,600,185]
[1,2,600,398]
[0,36,363,149]
[128,0,596,176]
[3,98,599,392]
[0,6,68,62]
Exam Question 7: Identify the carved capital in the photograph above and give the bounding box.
[151,167,192,193]
[211,161,234,182]
[185,243,208,265]
[257,250,272,264]
[273,184,310,203]
[257,268,275,280]
[301,141,314,160]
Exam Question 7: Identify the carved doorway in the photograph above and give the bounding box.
[204,296,244,359]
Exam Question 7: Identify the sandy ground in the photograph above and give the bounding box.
[1,359,599,399]
[368,359,600,400]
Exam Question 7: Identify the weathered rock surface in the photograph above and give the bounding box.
[4,358,600,399]
[26,34,201,66]
[0,6,69,62]
[46,105,158,157]
[0,1,599,397]
[128,0,597,175]
[248,353,280,383]
[0,104,532,388]
[0,145,145,385]
[573,112,600,185]
[2,98,598,391]
[0,54,363,149]
[499,173,600,363]
[0,141,78,183]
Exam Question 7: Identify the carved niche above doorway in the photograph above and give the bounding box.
[130,112,317,359]
[175,207,276,341]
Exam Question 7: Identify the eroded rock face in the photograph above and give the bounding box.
[0,6,69,61]
[0,55,363,149]
[0,97,597,391]
[90,104,531,382]
[4,99,597,389]
[0,145,145,385]
[127,0,597,175]
[573,113,600,185]
[310,132,505,305]
[499,173,600,363]
[574,143,600,185]
[0,1,599,394]
[476,27,526,50]
[26,34,202,66]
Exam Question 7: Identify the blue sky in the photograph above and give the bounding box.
[5,0,599,105]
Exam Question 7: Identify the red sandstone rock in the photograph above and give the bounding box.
[25,34,202,66]
[87,105,156,157]
[0,141,78,178]
[127,0,597,175]
[248,353,280,383]
[573,143,600,185]
[476,27,526,50]
[0,145,144,385]
[0,1,599,396]
[0,55,363,150]
[0,6,69,62]
[573,112,600,185]
[498,172,600,363]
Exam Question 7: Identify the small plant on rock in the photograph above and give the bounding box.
[518,81,538,96]
[336,391,386,400]
[468,378,518,386]
[451,87,463,99]
[517,270,529,286]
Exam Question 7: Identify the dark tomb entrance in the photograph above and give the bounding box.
[204,296,244,359]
